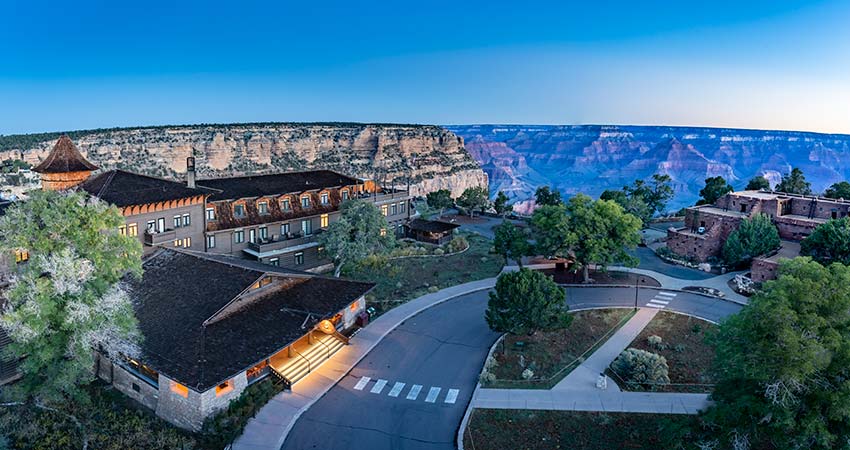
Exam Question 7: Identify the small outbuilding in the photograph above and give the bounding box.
[404,218,460,245]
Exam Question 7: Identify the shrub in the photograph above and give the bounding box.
[199,379,284,448]
[521,368,535,380]
[647,335,663,349]
[611,348,670,386]
[447,235,469,253]
[433,248,445,256]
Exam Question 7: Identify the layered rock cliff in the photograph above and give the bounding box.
[447,125,850,211]
[1,123,487,198]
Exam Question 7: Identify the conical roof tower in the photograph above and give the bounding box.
[33,135,98,190]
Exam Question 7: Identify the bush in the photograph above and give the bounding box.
[199,379,284,448]
[433,248,445,256]
[611,348,670,386]
[447,235,469,253]
[647,335,664,350]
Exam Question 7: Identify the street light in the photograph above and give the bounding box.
[634,276,645,310]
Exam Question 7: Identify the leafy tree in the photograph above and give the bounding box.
[0,190,143,404]
[800,217,850,265]
[702,258,850,450]
[319,199,395,277]
[485,268,571,335]
[602,174,674,224]
[529,204,573,259]
[722,213,780,267]
[566,195,642,283]
[493,221,533,267]
[425,189,453,218]
[745,175,771,191]
[775,167,812,195]
[600,188,653,226]
[824,181,850,200]
[456,186,490,218]
[697,176,733,205]
[534,186,563,206]
[611,348,670,386]
[493,191,512,217]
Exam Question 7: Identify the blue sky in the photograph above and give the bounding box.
[1,0,849,134]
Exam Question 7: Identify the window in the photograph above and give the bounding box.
[171,381,189,398]
[249,228,256,243]
[246,360,269,384]
[321,193,329,205]
[281,223,290,236]
[280,198,291,211]
[301,219,312,236]
[399,202,406,213]
[380,228,387,236]
[250,277,273,290]
[183,237,191,248]
[206,235,216,249]
[234,230,245,244]
[173,240,180,247]
[350,301,360,312]
[206,208,216,221]
[215,380,234,397]
[125,358,159,387]
[381,205,388,216]
[118,225,126,236]
[259,226,268,240]
[301,196,311,208]
[269,258,279,267]
[128,223,138,237]
[182,214,191,226]
[320,214,329,228]
[157,218,165,233]
[258,201,269,215]
[173,215,182,228]
[342,190,349,201]
[294,252,304,265]
[14,249,29,264]
[234,204,245,218]
[146,220,156,233]
[391,204,397,215]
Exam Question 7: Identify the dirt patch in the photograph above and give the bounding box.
[465,409,698,450]
[613,311,717,392]
[487,308,634,388]
[540,268,661,287]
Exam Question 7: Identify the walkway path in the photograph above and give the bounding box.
[472,388,710,414]
[233,277,498,450]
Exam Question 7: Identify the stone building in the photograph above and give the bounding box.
[32,135,99,191]
[667,190,848,272]
[96,249,373,430]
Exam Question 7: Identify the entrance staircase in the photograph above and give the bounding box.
[271,331,348,389]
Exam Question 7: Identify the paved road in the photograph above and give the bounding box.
[282,290,499,450]
[282,286,741,450]
[629,246,716,281]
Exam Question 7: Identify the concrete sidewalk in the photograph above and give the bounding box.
[232,277,498,450]
[473,388,710,414]
[553,308,659,392]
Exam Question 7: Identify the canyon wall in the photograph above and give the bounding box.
[1,123,487,198]
[447,125,850,211]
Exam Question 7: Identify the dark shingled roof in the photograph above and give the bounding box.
[405,218,460,233]
[33,135,99,173]
[198,170,360,201]
[127,249,373,392]
[80,170,210,207]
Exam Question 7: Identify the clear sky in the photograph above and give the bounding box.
[1,0,849,134]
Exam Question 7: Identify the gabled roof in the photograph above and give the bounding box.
[405,218,460,233]
[198,170,360,201]
[32,135,99,174]
[79,170,210,207]
[127,249,374,392]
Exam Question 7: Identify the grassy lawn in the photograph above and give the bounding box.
[486,308,635,389]
[464,409,698,450]
[343,233,504,314]
[614,311,717,393]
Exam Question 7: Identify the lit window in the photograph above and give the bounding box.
[118,225,126,236]
[128,223,138,237]
[171,381,189,398]
[320,214,329,228]
[183,237,191,248]
[206,235,216,249]
[182,214,190,226]
[173,240,180,247]
[206,208,216,221]
[349,302,359,312]
[234,204,245,218]
[301,196,311,208]
[381,205,388,216]
[258,201,269,215]
[294,252,304,265]
[321,193,329,205]
[125,358,159,387]
[14,249,29,264]
[281,199,291,211]
[215,380,234,397]
[380,228,387,236]
[173,215,181,228]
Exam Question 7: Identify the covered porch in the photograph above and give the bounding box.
[404,218,460,245]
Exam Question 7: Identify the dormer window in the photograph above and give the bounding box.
[234,204,245,218]
[321,193,329,205]
[14,249,29,264]
[280,198,291,211]
[301,196,311,208]
[258,201,269,215]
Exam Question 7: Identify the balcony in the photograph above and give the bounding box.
[244,231,322,257]
[143,229,177,246]
[356,190,410,205]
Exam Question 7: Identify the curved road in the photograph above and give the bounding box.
[282,286,742,450]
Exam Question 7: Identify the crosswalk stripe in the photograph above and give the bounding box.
[406,384,423,400]
[444,389,459,404]
[658,291,677,297]
[370,379,387,394]
[388,382,405,398]
[646,303,665,308]
[649,298,670,305]
[353,376,370,391]
[425,387,441,403]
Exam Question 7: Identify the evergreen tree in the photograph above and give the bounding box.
[824,181,850,200]
[493,191,512,217]
[775,167,812,195]
[722,213,780,267]
[800,217,850,266]
[425,189,453,218]
[534,186,563,206]
[485,268,571,335]
[493,221,533,267]
[745,175,771,191]
[529,204,573,259]
[319,199,395,277]
[456,186,490,218]
[697,176,733,205]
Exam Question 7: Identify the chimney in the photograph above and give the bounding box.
[186,157,196,188]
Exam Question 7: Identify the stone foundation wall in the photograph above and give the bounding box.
[752,257,780,282]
